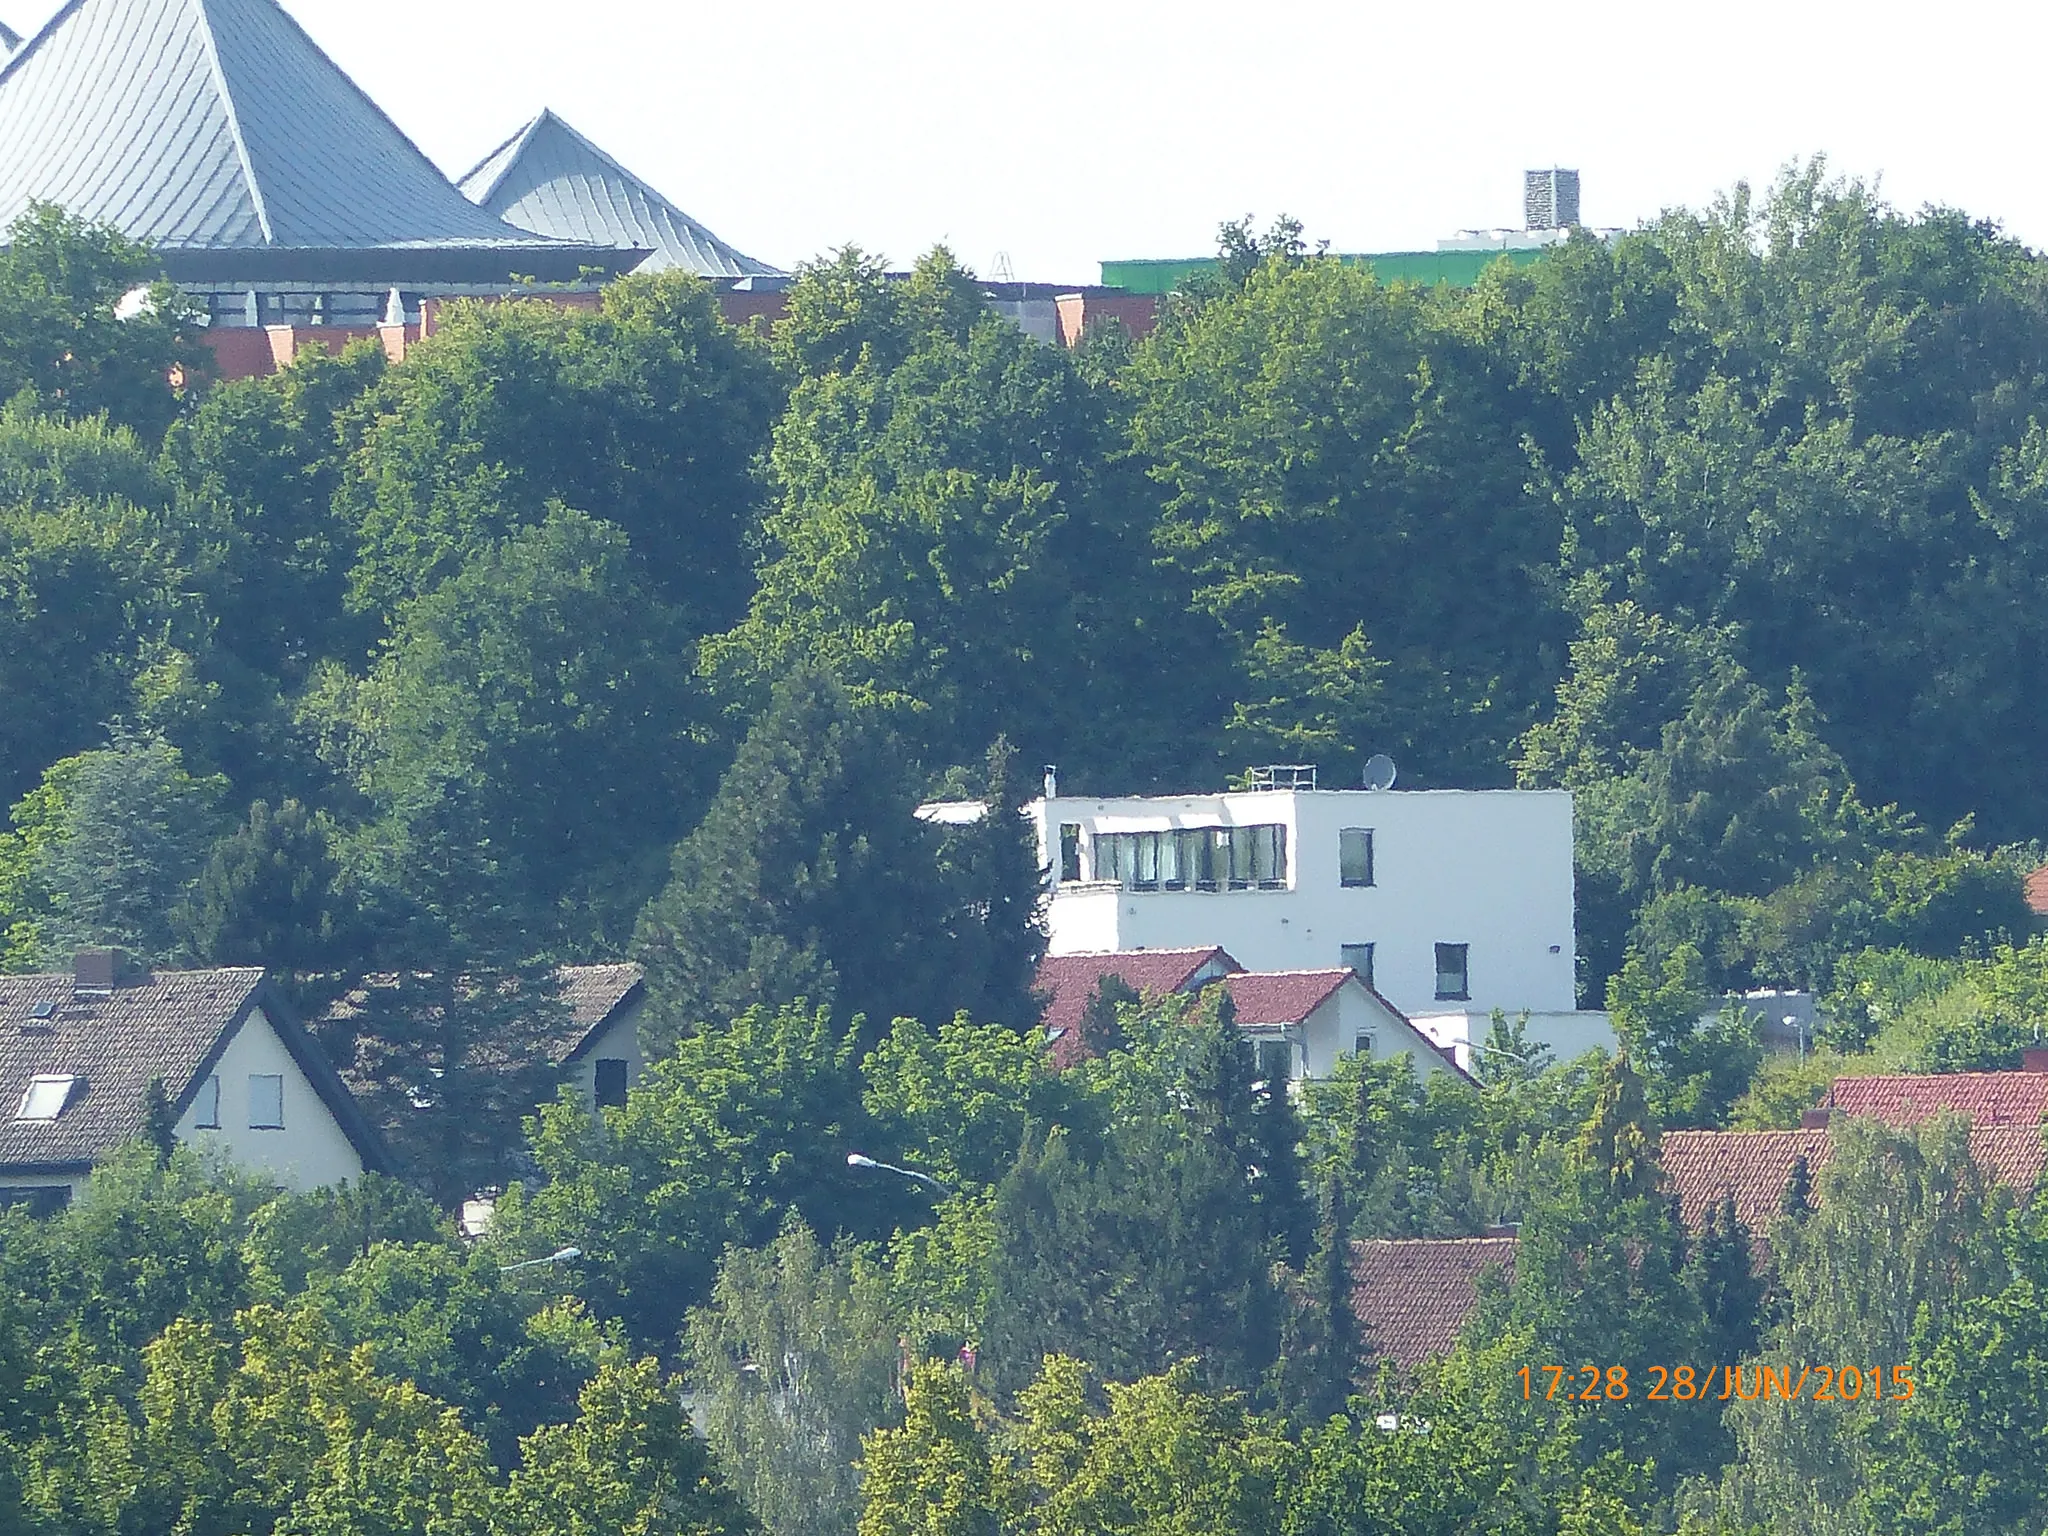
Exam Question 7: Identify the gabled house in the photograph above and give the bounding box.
[0,950,387,1213]
[1035,947,1240,1066]
[551,962,647,1111]
[1660,1125,2048,1244]
[1349,1235,1518,1373]
[1032,950,1471,1084]
[1220,970,1472,1085]
[1817,1053,2048,1128]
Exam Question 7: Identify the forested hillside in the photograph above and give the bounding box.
[7,163,2048,1533]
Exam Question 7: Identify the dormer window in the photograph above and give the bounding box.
[16,1074,78,1122]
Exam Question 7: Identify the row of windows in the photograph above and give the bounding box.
[1085,824,1290,891]
[1057,824,1379,892]
[1340,941,1469,1001]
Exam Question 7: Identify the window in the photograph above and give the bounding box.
[1341,943,1375,986]
[15,1074,76,1122]
[1340,828,1375,887]
[1354,1031,1377,1059]
[1094,825,1287,892]
[0,1186,70,1217]
[248,1074,284,1130]
[1434,943,1470,1001]
[194,1074,220,1129]
[1059,824,1082,883]
[595,1058,629,1110]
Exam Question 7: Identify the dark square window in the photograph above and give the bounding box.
[1341,943,1375,986]
[595,1058,629,1109]
[1340,828,1375,887]
[1434,943,1470,1001]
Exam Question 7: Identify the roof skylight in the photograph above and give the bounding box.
[16,1074,77,1122]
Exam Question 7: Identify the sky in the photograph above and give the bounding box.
[9,0,2047,283]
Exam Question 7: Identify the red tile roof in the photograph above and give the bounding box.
[1035,949,1239,1037]
[1662,1125,2048,1240]
[1823,1070,2048,1128]
[2026,864,2048,917]
[1349,1237,1518,1372]
[1219,969,1350,1027]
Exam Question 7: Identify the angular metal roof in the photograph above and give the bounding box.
[459,109,781,279]
[0,0,633,281]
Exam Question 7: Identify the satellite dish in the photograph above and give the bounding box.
[1362,754,1397,791]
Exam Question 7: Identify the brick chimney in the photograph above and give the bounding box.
[2023,1047,2048,1074]
[72,947,126,996]
[1800,1106,1831,1129]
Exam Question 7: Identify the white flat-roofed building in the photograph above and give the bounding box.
[1024,771,1613,1069]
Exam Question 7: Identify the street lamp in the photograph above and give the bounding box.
[500,1245,582,1273]
[846,1152,950,1195]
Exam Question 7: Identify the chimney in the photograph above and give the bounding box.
[1524,168,1582,231]
[73,947,124,995]
[1800,1106,1831,1130]
[1043,764,1059,799]
[2023,1047,2048,1074]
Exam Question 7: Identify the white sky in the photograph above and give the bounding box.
[10,0,2046,282]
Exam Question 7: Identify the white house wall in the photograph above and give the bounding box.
[175,1007,365,1189]
[563,1003,645,1108]
[1409,1009,1618,1072]
[1034,789,1580,1020]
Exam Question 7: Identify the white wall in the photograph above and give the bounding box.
[562,1001,645,1109]
[1250,980,1464,1084]
[176,1007,366,1190]
[1034,789,1580,1021]
[1409,1009,1617,1072]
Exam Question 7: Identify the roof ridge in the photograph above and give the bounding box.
[187,0,271,244]
[457,108,550,203]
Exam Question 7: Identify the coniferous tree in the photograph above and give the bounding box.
[931,736,1049,1030]
[1273,1166,1360,1426]
[633,671,955,1048]
[1780,1153,1814,1219]
[1068,974,1137,1062]
[172,799,356,993]
[1251,1040,1313,1268]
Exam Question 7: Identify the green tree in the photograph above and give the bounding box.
[632,672,957,1047]
[1128,247,1565,783]
[0,205,198,439]
[501,1356,754,1536]
[1692,1114,2006,1532]
[343,273,778,624]
[13,733,228,965]
[500,1001,902,1350]
[856,1364,1014,1536]
[172,799,357,992]
[682,1220,900,1536]
[316,505,704,953]
[1606,943,1760,1127]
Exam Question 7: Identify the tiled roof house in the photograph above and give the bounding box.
[1349,1236,1518,1372]
[0,950,387,1213]
[1661,1125,2048,1239]
[1035,948,1239,1067]
[1820,1060,2048,1127]
[1033,951,1471,1082]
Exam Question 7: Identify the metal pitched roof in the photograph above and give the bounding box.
[458,109,781,279]
[0,966,387,1173]
[0,0,608,266]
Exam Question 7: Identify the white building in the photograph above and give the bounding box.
[1025,771,1614,1070]
[0,951,388,1213]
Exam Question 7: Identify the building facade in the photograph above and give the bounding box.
[1027,778,1613,1068]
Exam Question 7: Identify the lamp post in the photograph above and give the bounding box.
[499,1245,582,1273]
[846,1152,950,1195]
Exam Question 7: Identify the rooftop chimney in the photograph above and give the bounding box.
[1043,764,1059,799]
[72,947,126,996]
[1800,1106,1831,1130]
[2023,1047,2048,1074]
[1524,168,1581,231]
